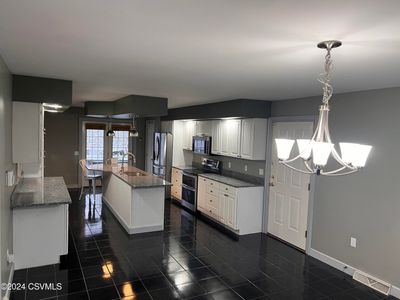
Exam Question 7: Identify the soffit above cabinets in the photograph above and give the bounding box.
[163,99,271,121]
[84,94,168,119]
[12,75,72,112]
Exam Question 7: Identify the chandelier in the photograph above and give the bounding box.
[275,40,372,176]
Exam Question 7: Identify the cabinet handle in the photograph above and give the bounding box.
[224,194,229,197]
[210,199,212,202]
[225,188,228,191]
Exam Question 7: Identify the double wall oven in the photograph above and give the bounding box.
[179,158,221,212]
[181,172,197,211]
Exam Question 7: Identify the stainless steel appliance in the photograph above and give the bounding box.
[192,135,212,155]
[152,132,173,197]
[181,172,197,211]
[181,158,221,212]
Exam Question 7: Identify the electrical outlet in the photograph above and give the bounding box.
[350,237,357,248]
[74,151,80,156]
[228,162,231,168]
[244,165,248,172]
[259,168,264,176]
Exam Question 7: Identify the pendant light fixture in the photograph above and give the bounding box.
[129,116,139,137]
[106,117,115,137]
[275,40,372,176]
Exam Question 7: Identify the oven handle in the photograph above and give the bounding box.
[181,184,196,192]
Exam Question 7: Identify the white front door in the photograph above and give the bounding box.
[267,121,313,250]
[145,120,155,173]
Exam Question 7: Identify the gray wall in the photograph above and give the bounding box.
[44,107,84,187]
[272,87,400,287]
[0,56,14,294]
[45,109,146,186]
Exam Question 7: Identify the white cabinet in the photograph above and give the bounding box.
[13,204,69,269]
[183,121,195,150]
[12,102,44,164]
[195,120,212,136]
[240,118,267,160]
[180,118,267,160]
[220,119,241,158]
[12,101,44,178]
[171,167,182,200]
[197,175,263,235]
[211,120,221,155]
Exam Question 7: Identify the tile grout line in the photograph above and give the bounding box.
[69,198,92,300]
[91,191,155,300]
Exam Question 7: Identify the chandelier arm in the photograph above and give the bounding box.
[303,160,315,173]
[320,169,359,176]
[280,161,314,174]
[323,115,357,170]
[280,153,303,164]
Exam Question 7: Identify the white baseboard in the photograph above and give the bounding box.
[308,248,400,298]
[391,285,400,298]
[308,248,355,276]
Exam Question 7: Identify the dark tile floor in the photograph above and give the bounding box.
[11,190,397,300]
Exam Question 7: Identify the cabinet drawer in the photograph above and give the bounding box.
[199,177,220,189]
[205,203,219,218]
[205,193,218,209]
[206,186,219,196]
[220,183,237,196]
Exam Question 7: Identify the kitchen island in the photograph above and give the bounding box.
[11,177,71,269]
[86,164,171,234]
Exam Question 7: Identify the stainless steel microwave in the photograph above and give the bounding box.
[192,136,212,155]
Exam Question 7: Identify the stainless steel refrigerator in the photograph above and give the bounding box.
[152,132,173,197]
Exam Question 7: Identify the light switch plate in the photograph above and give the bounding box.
[244,165,248,172]
[74,151,80,156]
[350,237,357,248]
[228,162,231,168]
[259,168,264,176]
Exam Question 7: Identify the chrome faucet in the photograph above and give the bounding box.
[121,152,136,172]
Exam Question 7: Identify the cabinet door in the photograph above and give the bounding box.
[228,119,242,157]
[171,168,182,200]
[240,119,255,159]
[218,193,227,225]
[211,120,221,155]
[220,121,229,156]
[225,194,237,229]
[12,102,42,163]
[184,121,195,150]
[197,177,207,210]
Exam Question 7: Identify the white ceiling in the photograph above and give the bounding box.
[0,0,400,108]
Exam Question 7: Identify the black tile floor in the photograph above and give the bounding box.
[11,190,398,300]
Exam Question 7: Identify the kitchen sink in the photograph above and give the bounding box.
[123,171,146,176]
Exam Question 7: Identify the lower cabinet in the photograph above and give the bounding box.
[171,167,182,200]
[197,176,263,235]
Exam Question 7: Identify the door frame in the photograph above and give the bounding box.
[262,115,317,254]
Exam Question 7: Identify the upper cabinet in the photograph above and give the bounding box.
[183,121,195,150]
[220,119,241,158]
[215,118,267,160]
[181,118,267,160]
[240,118,267,160]
[12,102,44,164]
[211,120,221,155]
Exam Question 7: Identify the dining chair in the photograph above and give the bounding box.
[79,159,102,200]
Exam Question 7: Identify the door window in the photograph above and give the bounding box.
[85,123,106,163]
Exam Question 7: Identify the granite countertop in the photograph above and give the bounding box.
[87,164,172,189]
[11,177,72,209]
[172,165,195,170]
[198,173,262,188]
